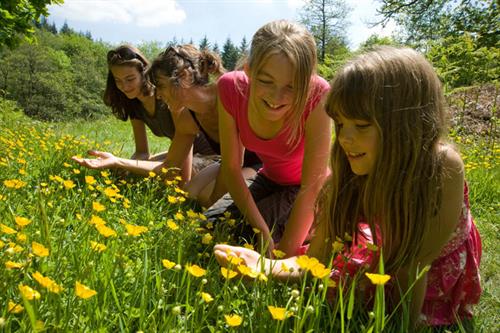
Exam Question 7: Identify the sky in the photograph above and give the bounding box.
[47,0,396,50]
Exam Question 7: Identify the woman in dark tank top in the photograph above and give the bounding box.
[73,44,261,206]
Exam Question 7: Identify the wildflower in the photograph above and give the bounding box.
[221,267,238,280]
[8,242,23,253]
[166,219,179,231]
[92,201,106,212]
[32,271,63,293]
[243,243,254,250]
[332,239,344,253]
[19,284,41,300]
[63,180,76,190]
[124,223,148,236]
[201,292,214,303]
[272,249,286,259]
[100,171,110,178]
[167,195,177,204]
[89,215,106,226]
[201,233,213,244]
[280,263,290,273]
[3,179,27,189]
[32,241,49,257]
[75,281,97,299]
[226,254,243,266]
[224,314,243,327]
[85,176,96,185]
[1,223,17,234]
[76,213,82,220]
[174,212,184,220]
[63,162,71,168]
[326,279,337,288]
[186,210,198,218]
[15,216,31,228]
[257,273,268,282]
[267,306,292,320]
[171,306,182,315]
[162,259,176,269]
[252,228,261,234]
[237,265,258,278]
[103,187,119,198]
[5,261,24,269]
[185,264,206,277]
[95,224,117,238]
[365,273,391,285]
[18,169,26,175]
[296,255,320,271]
[8,300,24,314]
[90,241,107,252]
[310,263,331,279]
[73,169,80,174]
[16,234,26,243]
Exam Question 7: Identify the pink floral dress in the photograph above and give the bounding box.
[320,184,482,326]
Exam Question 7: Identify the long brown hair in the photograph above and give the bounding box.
[149,44,224,92]
[103,44,154,121]
[319,46,447,272]
[247,20,318,148]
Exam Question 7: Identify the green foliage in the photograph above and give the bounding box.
[0,29,109,121]
[299,0,352,63]
[221,38,240,71]
[427,33,499,88]
[0,0,63,49]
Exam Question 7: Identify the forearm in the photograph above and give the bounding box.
[115,157,165,177]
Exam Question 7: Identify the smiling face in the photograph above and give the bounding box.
[110,65,143,99]
[154,74,186,112]
[250,53,295,124]
[335,113,380,176]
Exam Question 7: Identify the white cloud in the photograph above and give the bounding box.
[49,0,186,27]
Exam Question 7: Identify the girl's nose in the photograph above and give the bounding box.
[338,127,354,146]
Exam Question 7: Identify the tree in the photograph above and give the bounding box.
[221,38,240,70]
[375,0,498,48]
[199,35,210,50]
[212,42,220,54]
[0,0,63,49]
[299,0,352,63]
[239,36,248,57]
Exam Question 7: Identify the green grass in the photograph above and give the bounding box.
[0,100,498,332]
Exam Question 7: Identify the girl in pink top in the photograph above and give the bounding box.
[207,20,331,257]
[215,47,482,329]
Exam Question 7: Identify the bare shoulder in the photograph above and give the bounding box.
[439,143,464,179]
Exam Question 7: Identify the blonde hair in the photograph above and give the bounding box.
[247,20,317,147]
[319,46,447,272]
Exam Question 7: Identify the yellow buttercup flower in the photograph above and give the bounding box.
[310,263,331,279]
[166,220,179,231]
[75,281,97,299]
[162,259,176,269]
[16,233,27,243]
[32,271,63,293]
[95,224,117,238]
[237,265,258,278]
[167,195,178,204]
[100,171,110,178]
[73,169,80,174]
[280,263,290,273]
[124,223,148,236]
[90,241,107,252]
[226,254,243,266]
[365,273,391,285]
[89,215,106,226]
[8,242,24,253]
[32,241,49,257]
[224,314,243,327]
[85,175,96,185]
[15,216,31,228]
[200,292,214,303]
[63,180,76,190]
[185,264,206,277]
[221,267,238,280]
[272,249,286,259]
[92,201,106,212]
[1,223,17,234]
[8,300,24,314]
[296,255,320,271]
[148,171,156,178]
[5,261,24,269]
[201,233,213,244]
[3,179,27,189]
[19,284,41,300]
[267,305,292,320]
[332,240,344,253]
[243,243,254,250]
[174,212,184,220]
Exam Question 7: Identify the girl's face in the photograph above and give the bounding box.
[110,65,142,99]
[251,53,295,123]
[155,74,184,112]
[335,113,380,176]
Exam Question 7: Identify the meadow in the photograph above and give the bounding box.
[0,96,498,332]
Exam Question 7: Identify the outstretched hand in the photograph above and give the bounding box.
[72,150,118,170]
[213,244,264,273]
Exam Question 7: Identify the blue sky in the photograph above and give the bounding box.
[48,0,396,49]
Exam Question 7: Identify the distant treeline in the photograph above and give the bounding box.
[0,18,497,122]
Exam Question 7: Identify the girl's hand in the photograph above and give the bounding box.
[214,244,263,272]
[72,150,119,170]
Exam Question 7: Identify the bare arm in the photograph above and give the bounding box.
[130,118,150,160]
[277,96,332,257]
[217,98,274,249]
[398,146,465,325]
